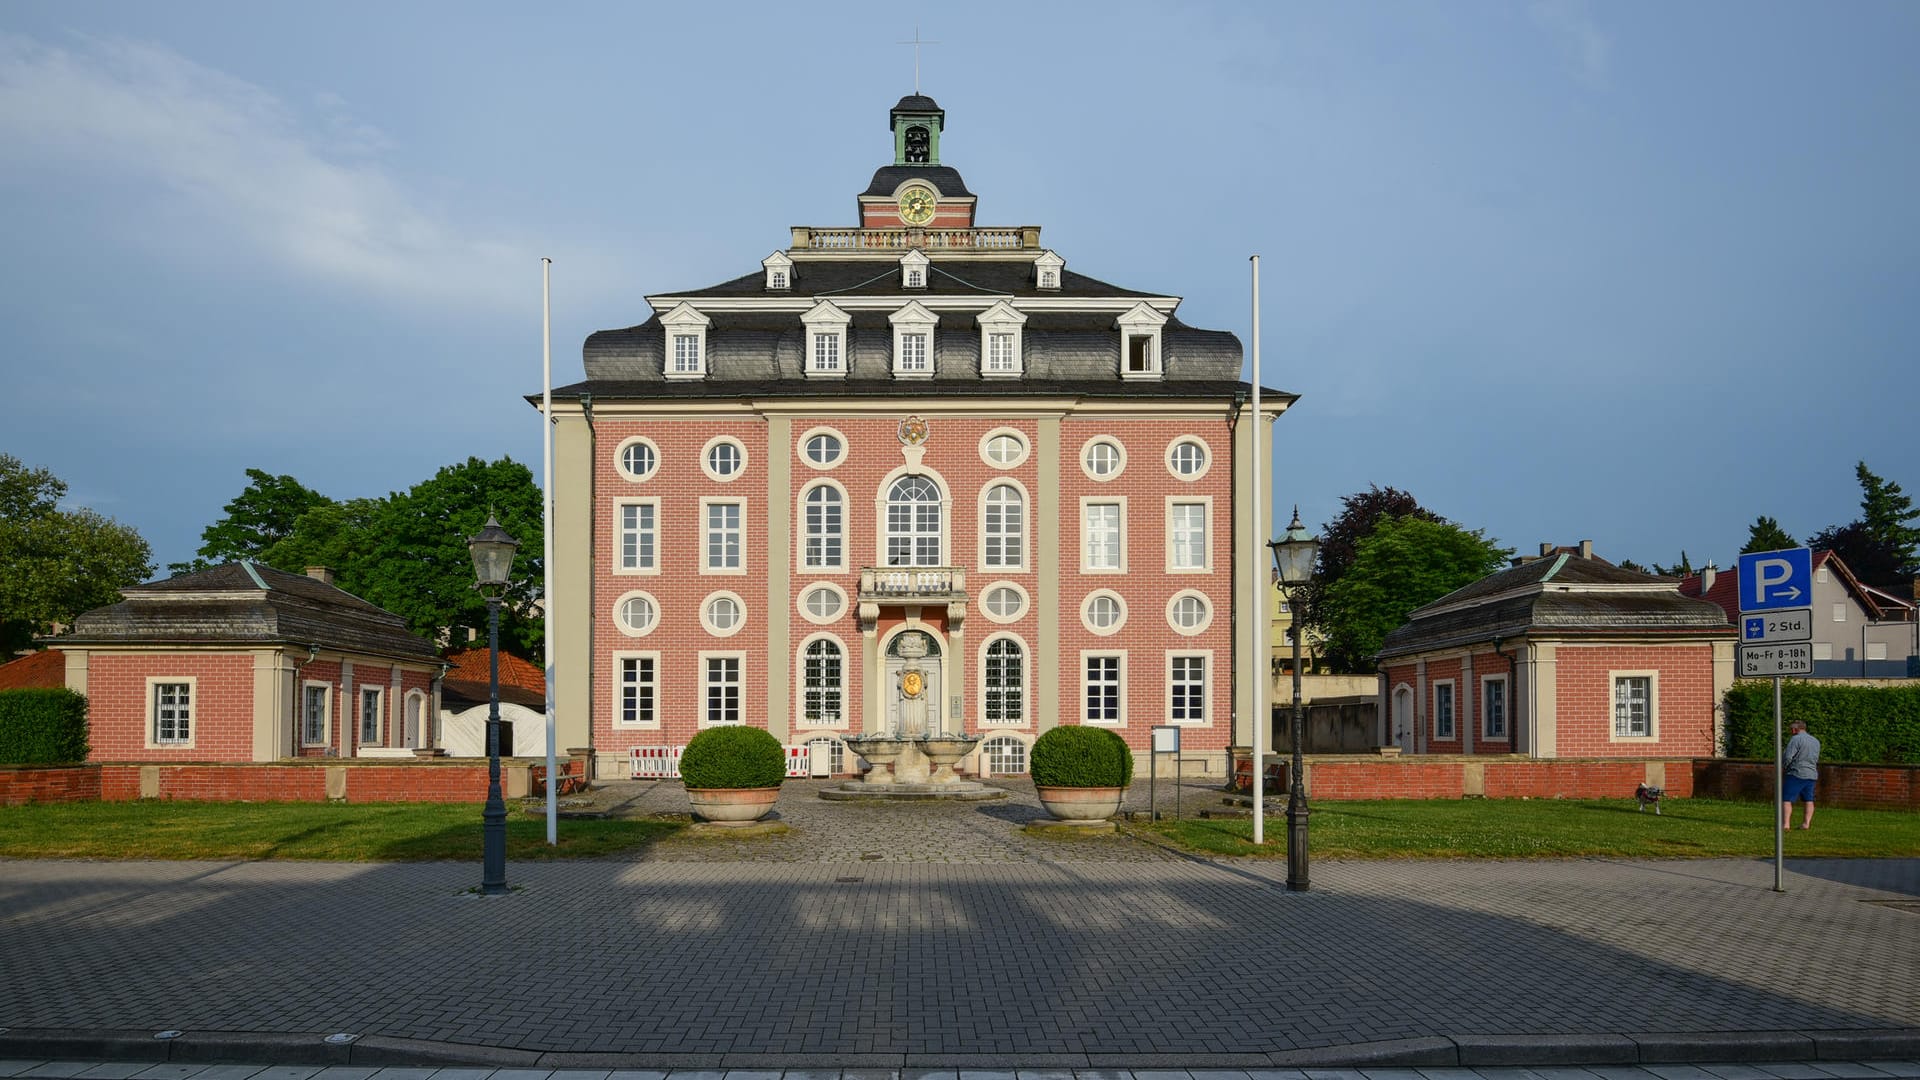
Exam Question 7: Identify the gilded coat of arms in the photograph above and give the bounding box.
[897,415,930,446]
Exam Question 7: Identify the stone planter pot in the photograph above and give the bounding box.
[686,786,781,825]
[1034,785,1125,822]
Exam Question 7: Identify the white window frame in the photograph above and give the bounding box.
[1081,650,1126,727]
[1116,301,1168,379]
[975,300,1027,378]
[1610,670,1659,742]
[762,250,793,291]
[1034,249,1064,291]
[802,300,851,378]
[1080,497,1128,574]
[980,633,1030,728]
[1432,679,1456,740]
[1481,674,1509,740]
[701,436,748,483]
[1080,436,1127,481]
[979,480,1029,572]
[798,426,848,470]
[358,685,383,746]
[1166,497,1212,573]
[658,302,711,380]
[700,651,746,728]
[796,634,849,730]
[301,680,332,748]
[701,590,747,638]
[899,249,929,290]
[799,480,847,572]
[1166,589,1213,636]
[1166,437,1211,481]
[614,436,659,483]
[981,580,1030,624]
[879,470,947,568]
[614,497,659,576]
[612,589,660,638]
[147,676,196,748]
[1813,642,1833,661]
[979,427,1030,469]
[1867,641,1889,661]
[797,581,849,626]
[612,651,660,730]
[1082,589,1127,636]
[700,497,747,576]
[981,734,1031,774]
[889,300,938,378]
[1832,602,1847,623]
[1167,651,1212,726]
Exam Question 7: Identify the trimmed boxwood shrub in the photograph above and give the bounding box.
[1030,725,1134,788]
[0,687,90,765]
[679,725,786,789]
[1723,681,1919,763]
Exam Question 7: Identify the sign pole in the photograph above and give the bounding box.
[1774,674,1784,892]
[1149,747,1158,822]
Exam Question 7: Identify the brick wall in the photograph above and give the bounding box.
[86,653,256,761]
[91,762,503,803]
[1554,643,1717,757]
[1692,759,1918,811]
[0,765,102,806]
[1272,756,1694,800]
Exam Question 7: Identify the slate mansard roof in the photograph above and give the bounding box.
[58,562,441,664]
[1376,551,1734,661]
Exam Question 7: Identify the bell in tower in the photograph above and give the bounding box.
[904,124,930,163]
[890,94,945,167]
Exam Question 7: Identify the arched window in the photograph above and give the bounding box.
[984,638,1026,725]
[803,638,844,725]
[886,475,942,566]
[982,483,1023,568]
[982,735,1028,776]
[804,485,843,568]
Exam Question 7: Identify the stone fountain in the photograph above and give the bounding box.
[820,639,1005,801]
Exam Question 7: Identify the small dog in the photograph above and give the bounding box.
[1635,783,1664,814]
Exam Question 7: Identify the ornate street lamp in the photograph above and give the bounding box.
[1268,506,1319,892]
[467,513,519,896]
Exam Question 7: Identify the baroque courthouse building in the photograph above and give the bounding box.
[542,95,1288,781]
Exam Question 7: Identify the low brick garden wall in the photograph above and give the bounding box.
[1237,755,1694,800]
[0,760,540,805]
[1693,758,1919,811]
[0,764,102,806]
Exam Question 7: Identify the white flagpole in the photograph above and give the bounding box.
[1250,255,1265,846]
[543,257,557,845]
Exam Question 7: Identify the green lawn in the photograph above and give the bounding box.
[0,801,682,861]
[1134,797,1920,860]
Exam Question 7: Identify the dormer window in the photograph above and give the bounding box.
[659,302,712,380]
[801,300,850,378]
[975,300,1027,378]
[890,300,938,379]
[900,250,929,291]
[762,251,794,292]
[1115,301,1168,380]
[1034,249,1065,292]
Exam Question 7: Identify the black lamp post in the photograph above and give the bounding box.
[467,513,519,896]
[1269,507,1319,892]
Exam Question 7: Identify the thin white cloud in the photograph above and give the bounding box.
[0,33,520,306]
[1529,0,1612,88]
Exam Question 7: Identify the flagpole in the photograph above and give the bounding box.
[543,257,557,845]
[1250,254,1265,846]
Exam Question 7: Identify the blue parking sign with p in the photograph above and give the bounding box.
[1737,548,1813,613]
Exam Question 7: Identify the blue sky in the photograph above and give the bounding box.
[2,1,1915,575]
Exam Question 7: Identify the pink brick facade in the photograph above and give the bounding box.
[85,652,257,761]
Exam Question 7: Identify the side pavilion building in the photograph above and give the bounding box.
[540,94,1291,781]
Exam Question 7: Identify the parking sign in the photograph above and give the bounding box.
[1737,548,1813,614]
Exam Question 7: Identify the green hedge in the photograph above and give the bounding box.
[1030,725,1134,788]
[1723,681,1920,764]
[679,725,786,789]
[0,687,90,765]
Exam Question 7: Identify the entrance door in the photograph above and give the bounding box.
[1393,687,1414,753]
[885,630,944,737]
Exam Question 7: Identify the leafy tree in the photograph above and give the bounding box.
[1650,551,1694,577]
[1301,485,1444,635]
[1741,516,1796,555]
[1317,516,1510,672]
[1807,462,1919,592]
[1808,521,1904,594]
[0,455,154,653]
[170,468,334,574]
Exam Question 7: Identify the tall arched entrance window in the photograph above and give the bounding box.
[886,475,943,566]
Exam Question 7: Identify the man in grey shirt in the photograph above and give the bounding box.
[1783,719,1821,830]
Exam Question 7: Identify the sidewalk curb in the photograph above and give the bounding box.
[2,1026,1917,1070]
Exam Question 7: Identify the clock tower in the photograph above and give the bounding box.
[858,93,978,230]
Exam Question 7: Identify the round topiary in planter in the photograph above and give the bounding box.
[680,725,786,825]
[1030,725,1134,823]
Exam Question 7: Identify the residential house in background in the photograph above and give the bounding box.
[439,647,549,757]
[1680,552,1918,678]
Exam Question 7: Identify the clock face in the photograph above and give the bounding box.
[898,186,936,226]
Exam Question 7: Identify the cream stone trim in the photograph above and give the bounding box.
[301,679,333,747]
[611,650,661,730]
[699,496,748,576]
[701,591,748,638]
[979,427,1030,469]
[802,300,851,378]
[1166,436,1212,481]
[1116,301,1169,379]
[1608,668,1660,742]
[795,632,851,730]
[762,250,793,291]
[797,581,850,625]
[890,300,939,378]
[798,426,848,469]
[1431,678,1458,740]
[978,478,1030,573]
[614,436,659,482]
[1036,416,1061,734]
[978,632,1031,728]
[1480,674,1510,741]
[1165,495,1213,574]
[698,650,748,728]
[1166,589,1213,636]
[1080,650,1127,727]
[659,302,711,380]
[1079,496,1128,575]
[612,497,660,576]
[145,675,197,749]
[875,464,951,568]
[1166,649,1214,726]
[1082,589,1127,636]
[404,689,430,749]
[701,435,748,483]
[797,478,849,573]
[975,300,1028,377]
[1079,435,1127,482]
[980,580,1030,624]
[357,685,385,746]
[612,589,660,638]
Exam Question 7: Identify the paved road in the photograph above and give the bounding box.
[1,781,1915,1066]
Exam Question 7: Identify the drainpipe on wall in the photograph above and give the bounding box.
[1493,634,1519,753]
[580,392,598,774]
[289,643,319,759]
[1225,390,1244,785]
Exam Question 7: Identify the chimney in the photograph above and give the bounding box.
[1578,540,1593,560]
[305,566,334,585]
[1701,563,1717,594]
[1540,542,1554,557]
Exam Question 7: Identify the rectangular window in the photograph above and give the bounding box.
[1085,502,1121,570]
[1127,335,1154,373]
[359,687,382,744]
[771,270,786,289]
[1613,676,1652,738]
[1169,655,1206,724]
[1434,682,1455,739]
[673,334,701,373]
[984,641,1025,725]
[705,656,742,727]
[983,487,1023,568]
[1483,678,1507,739]
[1084,654,1122,725]
[302,684,330,746]
[617,502,656,572]
[618,655,656,727]
[1170,502,1207,571]
[987,332,1017,372]
[812,333,841,372]
[1867,642,1888,661]
[706,502,742,571]
[899,332,929,371]
[804,491,842,568]
[1813,642,1833,661]
[802,645,843,725]
[152,682,191,744]
[1833,602,1847,623]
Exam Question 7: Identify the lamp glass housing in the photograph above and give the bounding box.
[467,516,520,589]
